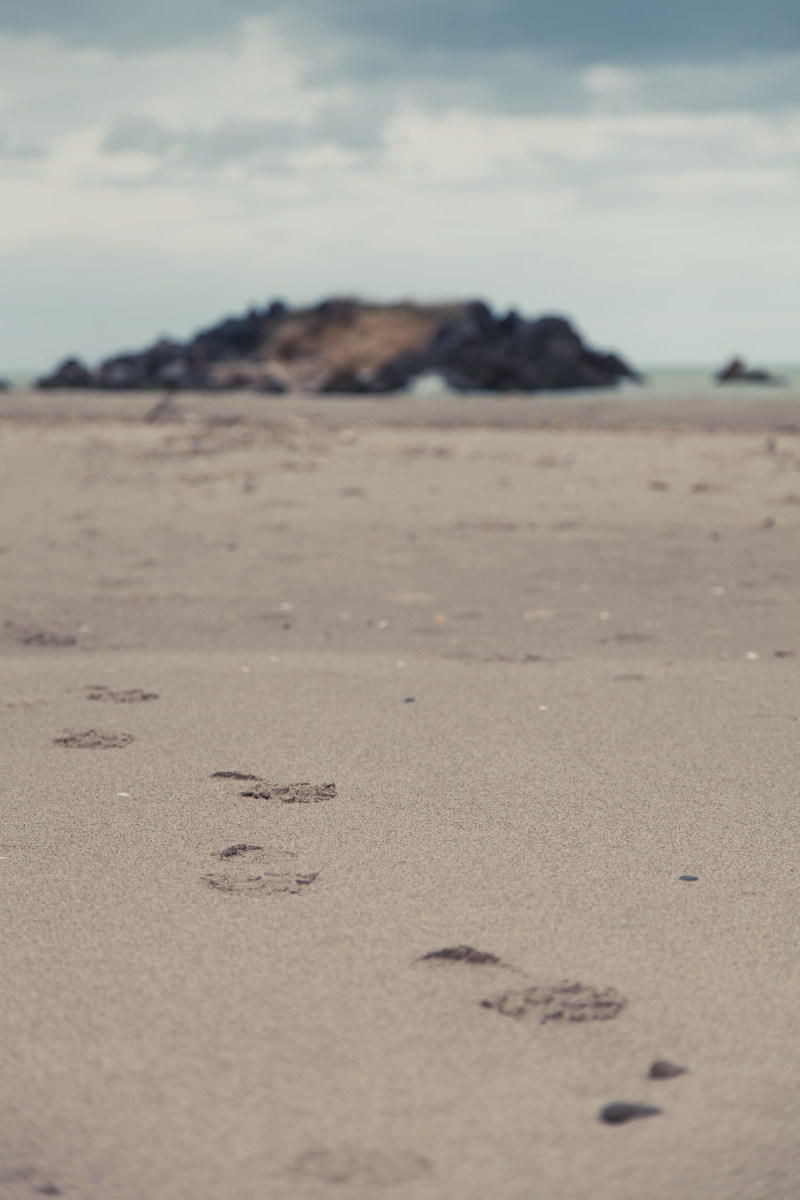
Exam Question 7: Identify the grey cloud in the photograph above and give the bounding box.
[0,0,253,51]
[101,110,389,173]
[290,40,800,122]
[2,0,798,63]
[0,133,45,158]
[102,114,305,169]
[612,55,800,112]
[327,0,800,61]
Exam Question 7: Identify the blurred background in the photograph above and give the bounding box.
[0,0,798,380]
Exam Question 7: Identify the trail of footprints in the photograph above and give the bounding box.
[203,781,684,1137]
[417,943,688,1126]
[38,733,688,1189]
[283,948,686,1182]
[203,772,335,895]
[51,684,160,749]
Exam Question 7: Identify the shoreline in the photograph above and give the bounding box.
[2,386,800,433]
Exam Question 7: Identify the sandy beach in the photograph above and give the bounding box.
[1,390,799,1200]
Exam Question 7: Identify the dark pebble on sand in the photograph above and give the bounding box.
[649,1060,688,1080]
[404,697,415,703]
[600,1102,662,1125]
[679,875,699,881]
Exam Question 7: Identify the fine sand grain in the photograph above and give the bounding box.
[1,394,798,1199]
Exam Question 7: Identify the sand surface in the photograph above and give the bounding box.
[1,393,799,1199]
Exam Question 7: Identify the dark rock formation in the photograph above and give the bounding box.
[38,357,94,388]
[37,298,639,393]
[716,357,784,385]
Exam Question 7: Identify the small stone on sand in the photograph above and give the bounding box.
[649,1060,688,1079]
[600,1102,662,1125]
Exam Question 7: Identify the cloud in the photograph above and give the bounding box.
[0,133,45,159]
[2,0,799,63]
[0,14,798,369]
[102,114,305,171]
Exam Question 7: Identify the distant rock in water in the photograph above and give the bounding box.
[715,357,784,385]
[39,357,93,388]
[36,298,640,393]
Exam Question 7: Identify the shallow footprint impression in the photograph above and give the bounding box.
[239,781,337,804]
[292,1147,433,1187]
[203,844,318,895]
[84,685,158,703]
[0,1166,63,1197]
[210,770,263,781]
[418,945,506,967]
[481,981,626,1023]
[53,729,134,749]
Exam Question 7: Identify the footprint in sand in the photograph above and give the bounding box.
[239,782,336,804]
[18,631,77,648]
[481,981,626,1023]
[210,771,262,780]
[2,618,77,648]
[54,730,134,749]
[4,621,76,649]
[0,1167,63,1196]
[418,945,506,967]
[417,954,626,1029]
[210,774,337,803]
[203,844,318,895]
[292,1147,433,1186]
[84,685,158,703]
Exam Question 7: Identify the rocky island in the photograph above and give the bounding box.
[37,298,639,393]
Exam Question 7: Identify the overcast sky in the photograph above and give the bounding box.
[1,0,799,373]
